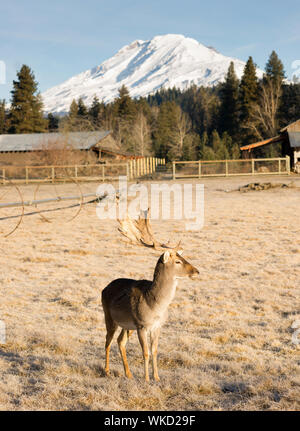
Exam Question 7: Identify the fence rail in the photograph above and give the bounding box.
[0,157,166,185]
[172,156,291,179]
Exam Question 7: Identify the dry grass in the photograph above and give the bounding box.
[0,176,299,411]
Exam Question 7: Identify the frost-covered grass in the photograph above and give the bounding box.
[0,177,299,410]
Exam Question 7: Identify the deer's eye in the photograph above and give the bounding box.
[175,260,182,264]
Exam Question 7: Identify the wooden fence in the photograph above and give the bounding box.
[172,156,291,179]
[0,157,166,185]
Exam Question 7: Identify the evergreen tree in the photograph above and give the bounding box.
[9,65,47,133]
[89,95,102,123]
[115,85,136,121]
[239,57,259,144]
[154,101,180,160]
[77,97,88,117]
[219,62,240,138]
[47,113,59,132]
[265,51,285,85]
[69,99,78,119]
[113,86,137,150]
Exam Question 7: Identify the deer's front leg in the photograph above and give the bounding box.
[137,328,150,382]
[150,327,160,382]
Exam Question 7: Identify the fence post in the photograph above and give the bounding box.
[172,162,176,180]
[2,168,5,184]
[130,160,133,179]
[26,167,29,184]
[102,165,105,182]
[251,159,255,175]
[278,159,281,175]
[126,163,129,180]
[75,165,78,179]
[141,158,144,176]
[52,166,55,184]
[198,161,202,179]
[286,155,291,175]
[225,160,229,177]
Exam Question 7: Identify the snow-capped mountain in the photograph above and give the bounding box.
[42,34,264,114]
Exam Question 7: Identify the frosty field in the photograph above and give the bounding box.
[0,176,299,411]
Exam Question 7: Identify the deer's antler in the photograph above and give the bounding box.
[118,209,181,251]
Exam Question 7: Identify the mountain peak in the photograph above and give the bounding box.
[42,34,263,114]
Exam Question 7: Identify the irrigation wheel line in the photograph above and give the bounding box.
[33,175,84,224]
[0,176,24,238]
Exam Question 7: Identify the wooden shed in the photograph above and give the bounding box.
[240,119,300,171]
[0,131,139,166]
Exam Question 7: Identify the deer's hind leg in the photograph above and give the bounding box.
[117,329,133,379]
[104,312,118,376]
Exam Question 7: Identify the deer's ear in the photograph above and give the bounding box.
[162,251,170,263]
[177,250,183,256]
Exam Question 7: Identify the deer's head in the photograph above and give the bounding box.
[159,250,199,280]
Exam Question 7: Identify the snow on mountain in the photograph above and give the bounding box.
[41,34,264,114]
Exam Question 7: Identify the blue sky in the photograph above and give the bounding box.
[1,0,300,101]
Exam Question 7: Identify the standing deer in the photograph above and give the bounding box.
[102,210,199,382]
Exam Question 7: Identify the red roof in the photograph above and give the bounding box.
[240,136,282,151]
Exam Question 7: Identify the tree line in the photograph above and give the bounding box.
[1,51,300,161]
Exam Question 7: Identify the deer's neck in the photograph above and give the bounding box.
[148,264,177,308]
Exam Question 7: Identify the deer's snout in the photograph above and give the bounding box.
[189,265,199,279]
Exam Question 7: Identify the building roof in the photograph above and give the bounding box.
[240,136,282,151]
[280,119,300,133]
[0,131,111,152]
[288,131,300,148]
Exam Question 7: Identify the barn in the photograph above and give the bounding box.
[0,131,137,166]
[240,119,300,172]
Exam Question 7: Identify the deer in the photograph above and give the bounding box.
[101,209,199,382]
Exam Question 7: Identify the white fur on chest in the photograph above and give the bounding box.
[148,280,178,331]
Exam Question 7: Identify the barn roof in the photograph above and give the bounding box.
[280,119,300,133]
[288,131,300,148]
[0,131,111,152]
[240,136,282,151]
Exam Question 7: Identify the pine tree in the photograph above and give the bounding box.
[89,95,102,124]
[113,86,137,150]
[69,99,78,119]
[47,113,59,132]
[219,62,240,138]
[77,97,88,117]
[240,58,258,121]
[239,57,259,143]
[9,65,47,133]
[0,100,7,134]
[265,51,285,85]
[115,85,136,121]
